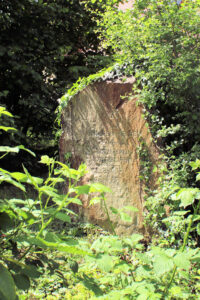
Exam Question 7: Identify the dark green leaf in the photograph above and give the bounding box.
[13,274,30,290]
[0,263,16,300]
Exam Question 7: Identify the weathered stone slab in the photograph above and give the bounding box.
[59,78,159,234]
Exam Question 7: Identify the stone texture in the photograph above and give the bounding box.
[59,78,159,234]
[119,0,134,11]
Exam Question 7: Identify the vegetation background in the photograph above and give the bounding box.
[0,0,200,299]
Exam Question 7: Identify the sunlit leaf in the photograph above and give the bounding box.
[90,183,112,193]
[175,188,200,207]
[153,253,174,275]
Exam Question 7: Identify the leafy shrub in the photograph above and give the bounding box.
[0,0,122,147]
[100,0,200,156]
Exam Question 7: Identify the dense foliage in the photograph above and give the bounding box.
[97,0,200,247]
[1,107,200,299]
[0,0,120,148]
[100,0,200,155]
[1,0,200,299]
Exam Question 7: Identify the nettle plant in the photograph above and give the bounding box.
[83,179,200,299]
[0,107,112,299]
[0,107,137,299]
[1,106,200,299]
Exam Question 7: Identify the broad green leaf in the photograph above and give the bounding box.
[90,183,112,193]
[25,175,43,185]
[67,197,82,205]
[39,186,58,198]
[47,177,65,184]
[13,274,30,290]
[119,211,132,222]
[122,205,139,212]
[33,237,91,256]
[0,263,16,300]
[75,185,90,195]
[0,146,19,153]
[190,159,200,170]
[130,234,144,243]
[44,232,61,243]
[196,173,200,181]
[1,170,43,185]
[173,253,191,270]
[197,223,200,235]
[110,206,119,214]
[114,261,132,273]
[169,286,184,297]
[0,126,16,132]
[55,212,71,223]
[16,209,36,224]
[89,196,101,206]
[21,265,42,278]
[136,253,151,265]
[9,172,27,182]
[0,107,13,117]
[175,188,200,207]
[174,211,190,216]
[193,215,200,222]
[0,173,26,192]
[153,253,174,275]
[40,155,54,165]
[9,199,25,205]
[96,254,114,272]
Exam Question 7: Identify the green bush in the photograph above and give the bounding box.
[0,0,121,147]
[100,0,200,155]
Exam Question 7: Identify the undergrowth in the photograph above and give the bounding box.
[1,1,200,298]
[1,107,200,299]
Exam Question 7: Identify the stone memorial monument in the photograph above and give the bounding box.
[59,78,159,234]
